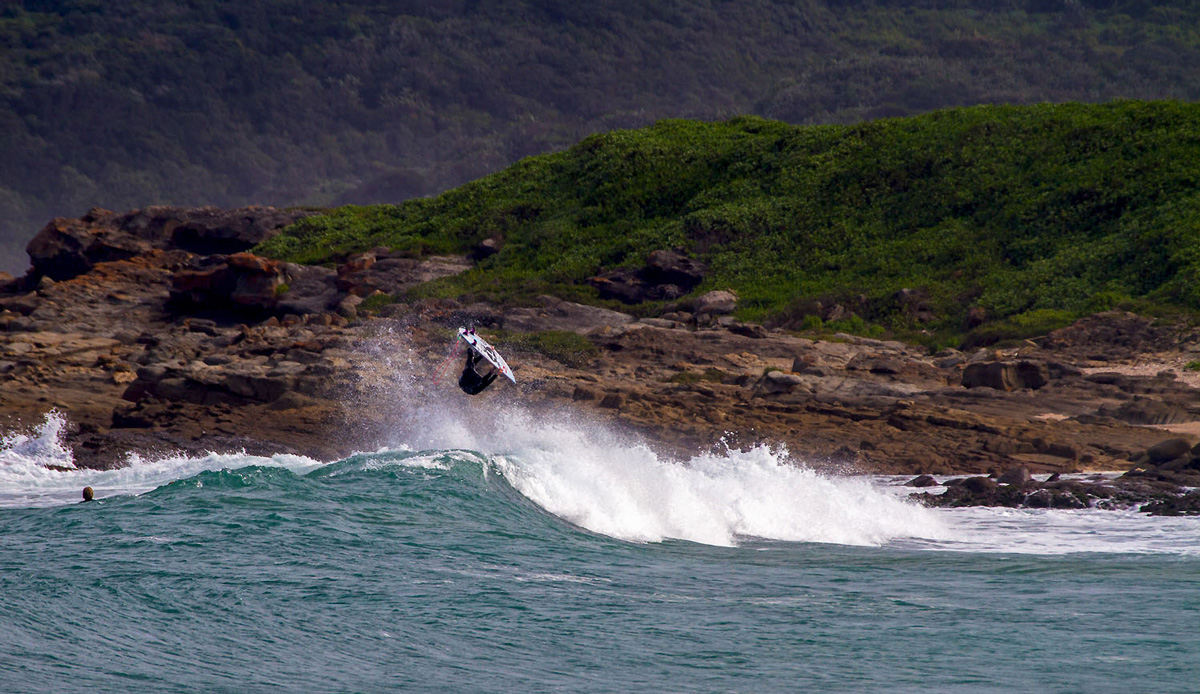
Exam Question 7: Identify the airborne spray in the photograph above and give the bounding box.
[352,325,951,547]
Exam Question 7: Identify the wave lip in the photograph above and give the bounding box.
[0,410,76,469]
[494,438,949,548]
[366,379,952,548]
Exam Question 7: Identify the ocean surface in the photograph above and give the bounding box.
[2,405,1198,693]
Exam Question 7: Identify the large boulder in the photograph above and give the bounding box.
[170,253,288,315]
[1146,438,1192,464]
[589,270,647,304]
[692,290,738,316]
[1042,311,1175,360]
[26,217,150,281]
[589,249,707,304]
[276,264,340,316]
[24,205,314,282]
[962,361,1049,391]
[160,206,311,254]
[112,205,311,253]
[762,370,805,393]
[918,475,1015,508]
[906,475,939,488]
[642,250,705,289]
[227,253,287,308]
[727,321,770,338]
[1101,399,1193,426]
[960,476,998,495]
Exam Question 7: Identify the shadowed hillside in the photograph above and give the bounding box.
[4,0,1200,272]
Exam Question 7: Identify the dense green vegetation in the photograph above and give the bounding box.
[5,0,1200,272]
[257,101,1200,346]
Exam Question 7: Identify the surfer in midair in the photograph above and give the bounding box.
[458,329,498,395]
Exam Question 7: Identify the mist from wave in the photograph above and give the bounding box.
[345,358,954,547]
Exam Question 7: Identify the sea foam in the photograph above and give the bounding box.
[370,373,951,547]
[0,411,323,508]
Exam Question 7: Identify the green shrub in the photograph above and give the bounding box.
[799,314,824,331]
[825,315,887,339]
[963,308,1075,347]
[357,293,397,314]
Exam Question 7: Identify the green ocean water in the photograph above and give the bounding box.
[2,414,1199,693]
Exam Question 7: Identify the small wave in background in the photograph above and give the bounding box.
[0,410,324,508]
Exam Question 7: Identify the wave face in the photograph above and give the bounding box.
[3,408,1200,693]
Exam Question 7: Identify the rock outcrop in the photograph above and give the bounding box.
[961,360,1049,391]
[26,206,314,283]
[913,435,1200,515]
[589,249,706,303]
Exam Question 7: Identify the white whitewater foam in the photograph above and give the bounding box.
[373,381,952,547]
[876,476,1200,556]
[922,505,1200,555]
[0,412,324,508]
[0,409,75,469]
[493,438,950,547]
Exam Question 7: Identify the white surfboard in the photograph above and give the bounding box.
[458,328,516,383]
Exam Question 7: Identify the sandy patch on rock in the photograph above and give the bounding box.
[1080,354,1200,389]
[1031,413,1070,422]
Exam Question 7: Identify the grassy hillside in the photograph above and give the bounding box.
[5,0,1200,272]
[256,101,1200,346]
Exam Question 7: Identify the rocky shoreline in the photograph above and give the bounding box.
[4,206,1200,515]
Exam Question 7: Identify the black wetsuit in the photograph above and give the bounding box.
[459,348,498,395]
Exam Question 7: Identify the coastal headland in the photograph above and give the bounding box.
[4,204,1200,514]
